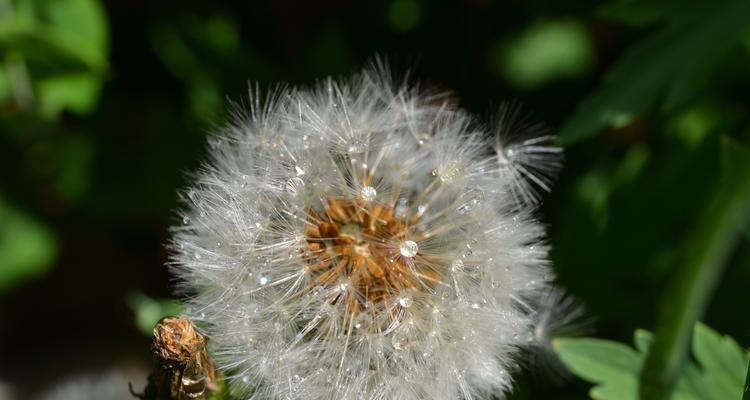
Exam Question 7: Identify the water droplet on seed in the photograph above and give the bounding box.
[353,313,372,330]
[399,240,418,257]
[360,186,376,201]
[285,177,305,195]
[436,162,465,183]
[455,189,484,214]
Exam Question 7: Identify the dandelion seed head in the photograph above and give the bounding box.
[170,66,563,399]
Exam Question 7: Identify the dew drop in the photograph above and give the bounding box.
[360,186,377,202]
[399,240,418,258]
[391,330,409,351]
[285,177,305,195]
[182,216,190,225]
[455,189,485,215]
[259,273,270,286]
[437,162,465,183]
[194,251,201,260]
[353,313,372,330]
[398,296,414,308]
[347,137,367,153]
[394,198,408,217]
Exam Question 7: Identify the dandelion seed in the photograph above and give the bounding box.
[170,65,564,400]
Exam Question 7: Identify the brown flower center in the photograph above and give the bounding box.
[303,190,440,311]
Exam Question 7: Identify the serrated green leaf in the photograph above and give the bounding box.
[557,323,747,400]
[560,0,750,144]
[554,338,641,382]
[555,337,641,400]
[692,322,747,399]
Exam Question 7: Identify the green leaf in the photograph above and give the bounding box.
[554,338,641,391]
[589,377,638,400]
[560,0,750,144]
[555,324,748,400]
[0,196,58,295]
[691,323,748,399]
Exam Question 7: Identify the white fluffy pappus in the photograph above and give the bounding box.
[170,67,564,400]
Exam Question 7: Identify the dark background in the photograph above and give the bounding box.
[1,0,749,398]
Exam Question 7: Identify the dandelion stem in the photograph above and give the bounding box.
[744,358,750,400]
[639,138,750,400]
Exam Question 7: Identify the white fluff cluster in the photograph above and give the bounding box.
[171,67,563,400]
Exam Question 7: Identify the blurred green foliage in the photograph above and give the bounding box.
[0,0,748,398]
[560,0,750,144]
[0,0,108,117]
[127,291,184,336]
[495,20,594,90]
[639,137,750,399]
[0,195,57,294]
